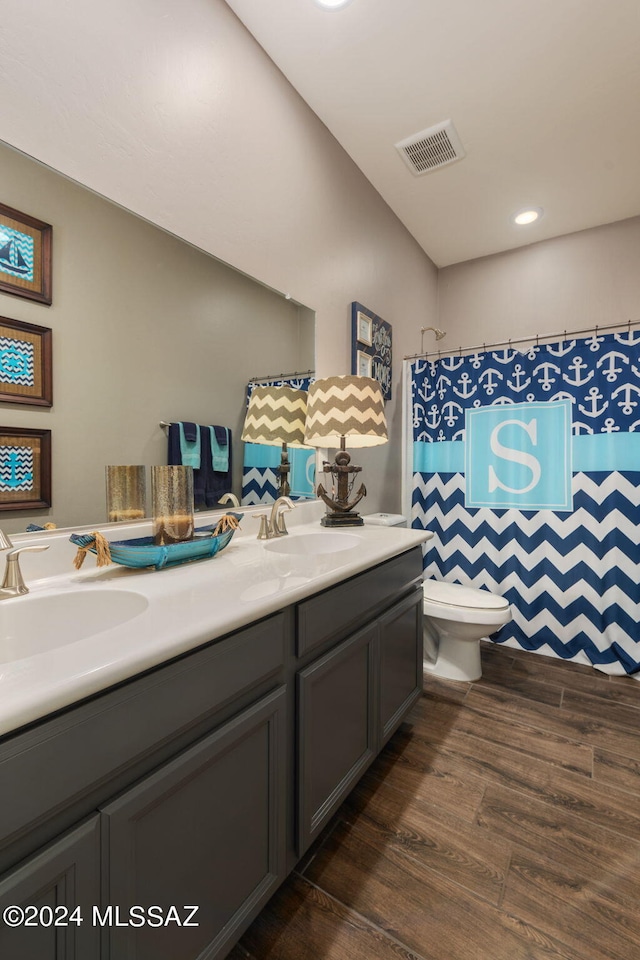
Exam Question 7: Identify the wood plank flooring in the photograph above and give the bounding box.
[231,643,640,960]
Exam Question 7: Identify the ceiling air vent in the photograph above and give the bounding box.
[395,120,466,176]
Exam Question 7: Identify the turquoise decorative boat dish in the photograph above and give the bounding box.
[70,514,242,571]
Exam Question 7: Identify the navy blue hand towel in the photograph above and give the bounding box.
[182,421,198,442]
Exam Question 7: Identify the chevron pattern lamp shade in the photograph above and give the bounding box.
[304,376,388,449]
[304,376,387,526]
[241,386,308,447]
[241,385,308,498]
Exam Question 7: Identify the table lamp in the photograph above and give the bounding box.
[304,375,388,526]
[241,385,308,497]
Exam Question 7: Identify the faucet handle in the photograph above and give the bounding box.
[6,544,50,559]
[1,543,50,595]
[254,514,272,540]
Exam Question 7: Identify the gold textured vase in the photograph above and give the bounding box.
[105,465,147,523]
[151,465,194,545]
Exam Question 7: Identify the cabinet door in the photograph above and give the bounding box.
[102,686,286,960]
[297,624,377,854]
[0,816,100,960]
[378,587,423,747]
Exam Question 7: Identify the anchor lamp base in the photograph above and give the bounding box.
[316,449,367,528]
[320,510,364,528]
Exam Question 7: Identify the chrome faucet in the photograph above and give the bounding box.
[0,531,50,599]
[255,496,295,539]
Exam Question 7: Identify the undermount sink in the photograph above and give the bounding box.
[264,532,362,556]
[0,589,149,663]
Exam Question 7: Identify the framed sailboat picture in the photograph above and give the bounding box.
[0,426,51,511]
[0,317,52,406]
[0,203,52,305]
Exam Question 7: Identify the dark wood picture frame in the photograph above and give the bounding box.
[0,202,52,305]
[0,426,51,511]
[351,301,393,400]
[0,316,52,406]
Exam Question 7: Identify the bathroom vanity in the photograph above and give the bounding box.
[0,507,428,959]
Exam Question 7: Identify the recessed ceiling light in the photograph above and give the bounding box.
[513,207,543,225]
[313,0,353,9]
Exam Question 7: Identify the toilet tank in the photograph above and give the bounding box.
[363,512,407,528]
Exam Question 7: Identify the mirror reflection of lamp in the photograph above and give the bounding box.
[303,375,388,527]
[241,386,308,498]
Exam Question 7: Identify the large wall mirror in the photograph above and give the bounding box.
[0,141,315,533]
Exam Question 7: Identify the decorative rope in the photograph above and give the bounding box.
[73,531,113,569]
[213,513,241,536]
[44,522,57,530]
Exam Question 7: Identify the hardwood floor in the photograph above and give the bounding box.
[231,642,640,960]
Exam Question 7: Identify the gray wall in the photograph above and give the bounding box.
[0,144,312,532]
[438,216,640,346]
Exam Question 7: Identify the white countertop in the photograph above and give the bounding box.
[0,502,431,738]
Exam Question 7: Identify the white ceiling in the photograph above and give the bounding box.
[225,0,640,267]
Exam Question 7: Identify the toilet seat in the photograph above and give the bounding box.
[422,579,511,627]
[423,579,509,613]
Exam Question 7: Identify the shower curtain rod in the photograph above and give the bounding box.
[248,368,314,384]
[404,318,640,361]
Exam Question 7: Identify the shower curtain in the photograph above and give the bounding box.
[241,375,315,504]
[407,330,640,675]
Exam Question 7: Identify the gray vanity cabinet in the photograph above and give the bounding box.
[0,544,423,960]
[102,686,286,960]
[295,549,424,854]
[0,816,101,959]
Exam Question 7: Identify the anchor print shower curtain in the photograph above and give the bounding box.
[408,329,640,675]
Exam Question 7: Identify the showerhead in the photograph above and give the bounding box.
[420,326,447,351]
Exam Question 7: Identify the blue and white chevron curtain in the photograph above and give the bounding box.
[241,375,315,504]
[408,329,640,675]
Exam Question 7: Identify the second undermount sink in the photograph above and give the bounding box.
[264,532,362,556]
[0,588,149,663]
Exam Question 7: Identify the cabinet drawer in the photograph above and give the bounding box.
[0,613,285,864]
[296,547,422,658]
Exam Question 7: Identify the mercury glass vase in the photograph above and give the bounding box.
[151,465,194,545]
[105,465,147,523]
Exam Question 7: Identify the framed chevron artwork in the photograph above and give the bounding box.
[0,317,52,406]
[0,202,52,305]
[0,426,51,511]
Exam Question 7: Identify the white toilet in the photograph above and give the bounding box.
[363,515,511,683]
[422,580,511,681]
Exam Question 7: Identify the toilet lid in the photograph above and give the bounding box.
[423,579,509,611]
